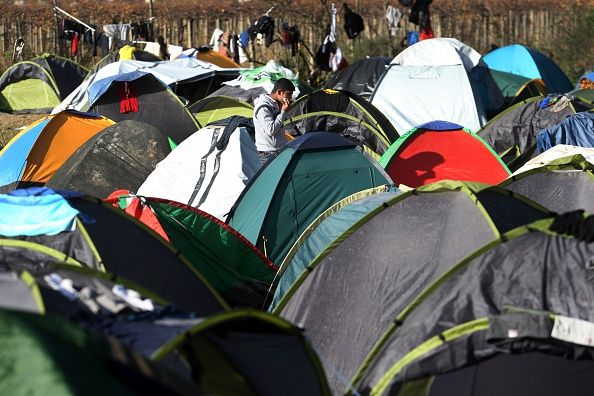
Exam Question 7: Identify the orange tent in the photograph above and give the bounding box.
[7,111,114,186]
[196,49,241,68]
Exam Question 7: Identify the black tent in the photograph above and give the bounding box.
[354,218,594,395]
[89,74,199,144]
[47,120,171,198]
[477,94,593,171]
[275,181,552,395]
[323,56,390,100]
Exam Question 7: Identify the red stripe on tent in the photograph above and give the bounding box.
[386,130,509,187]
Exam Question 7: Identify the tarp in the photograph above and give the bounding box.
[275,182,551,395]
[223,60,301,98]
[536,112,594,153]
[138,124,261,220]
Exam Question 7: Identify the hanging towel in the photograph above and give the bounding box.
[119,81,139,114]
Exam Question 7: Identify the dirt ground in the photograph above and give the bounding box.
[0,112,46,149]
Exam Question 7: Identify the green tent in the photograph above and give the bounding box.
[189,95,254,126]
[153,310,330,396]
[0,53,87,113]
[109,194,278,308]
[0,308,198,395]
[573,88,594,104]
[226,132,392,265]
[489,69,547,107]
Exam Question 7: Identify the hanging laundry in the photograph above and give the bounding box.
[343,3,365,39]
[209,28,224,47]
[119,81,139,114]
[385,5,402,36]
[71,33,79,56]
[247,15,275,47]
[315,3,339,71]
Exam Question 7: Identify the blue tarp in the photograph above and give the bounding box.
[0,187,79,236]
[537,112,594,153]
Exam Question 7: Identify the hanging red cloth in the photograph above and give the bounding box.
[119,81,139,113]
[71,33,79,56]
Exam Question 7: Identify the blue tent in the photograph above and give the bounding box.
[483,44,573,94]
[536,112,594,153]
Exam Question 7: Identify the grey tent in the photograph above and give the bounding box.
[47,120,171,198]
[153,310,331,396]
[477,94,592,171]
[274,181,552,394]
[500,154,594,213]
[354,217,594,395]
[323,56,390,100]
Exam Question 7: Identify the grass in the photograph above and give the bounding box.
[0,112,45,150]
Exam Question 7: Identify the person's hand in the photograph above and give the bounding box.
[281,98,291,112]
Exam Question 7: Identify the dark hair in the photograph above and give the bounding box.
[272,78,295,93]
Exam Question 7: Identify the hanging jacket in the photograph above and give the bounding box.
[343,4,365,39]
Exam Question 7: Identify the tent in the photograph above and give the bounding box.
[188,95,254,126]
[274,181,551,394]
[222,60,303,99]
[371,38,502,134]
[323,56,390,99]
[483,44,574,93]
[0,187,227,315]
[137,121,261,220]
[87,74,199,144]
[353,218,594,395]
[153,310,330,396]
[268,185,398,312]
[477,94,593,171]
[380,121,510,187]
[536,112,594,153]
[283,89,399,157]
[46,120,171,198]
[0,53,88,113]
[106,193,277,308]
[0,308,199,395]
[501,152,594,213]
[488,69,548,107]
[574,88,594,104]
[178,46,241,68]
[0,110,114,192]
[227,132,392,265]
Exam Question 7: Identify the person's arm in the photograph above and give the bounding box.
[256,106,286,137]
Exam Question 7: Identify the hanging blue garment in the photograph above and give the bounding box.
[537,112,594,153]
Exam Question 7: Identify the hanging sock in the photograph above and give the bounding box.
[119,81,139,113]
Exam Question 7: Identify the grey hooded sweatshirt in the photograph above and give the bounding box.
[253,93,288,152]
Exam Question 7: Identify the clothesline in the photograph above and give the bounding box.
[53,6,95,33]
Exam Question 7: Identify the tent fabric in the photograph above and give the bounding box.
[536,112,594,153]
[0,187,78,236]
[223,60,301,98]
[153,311,330,396]
[482,44,573,93]
[0,188,228,316]
[47,120,171,198]
[88,47,162,77]
[501,154,594,213]
[477,95,592,171]
[0,111,115,191]
[355,223,594,395]
[137,124,261,220]
[284,89,399,157]
[0,308,199,395]
[323,56,390,99]
[576,71,594,90]
[488,69,548,106]
[380,123,510,187]
[574,88,594,104]
[268,186,399,312]
[510,144,594,175]
[0,54,87,113]
[107,194,277,308]
[275,181,551,395]
[227,132,392,265]
[87,74,199,145]
[189,95,254,126]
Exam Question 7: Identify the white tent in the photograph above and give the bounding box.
[371,38,491,135]
[137,125,261,220]
[511,144,594,176]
